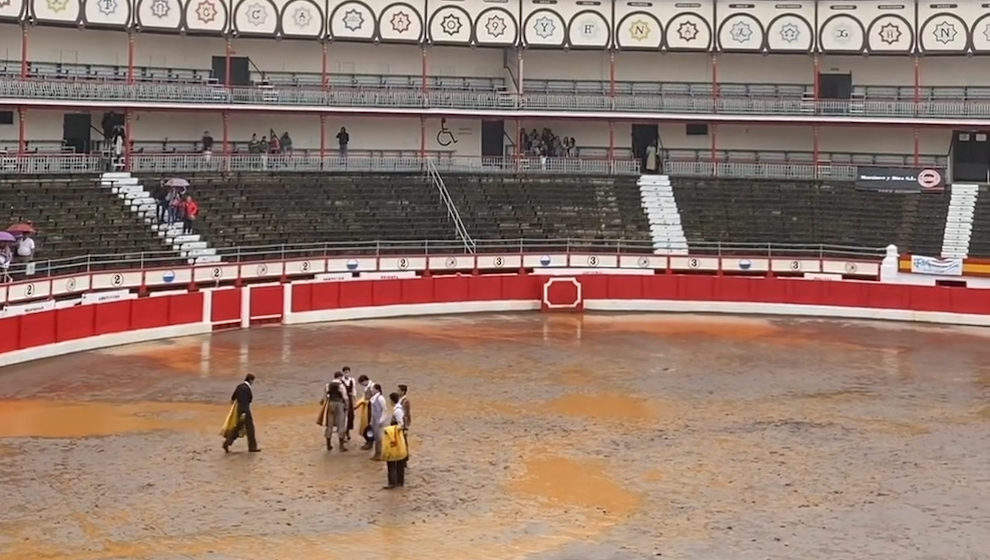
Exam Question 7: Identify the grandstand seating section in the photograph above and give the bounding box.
[970,185,990,258]
[671,179,951,255]
[443,175,649,242]
[0,177,177,263]
[142,173,651,251]
[147,173,456,253]
[4,173,986,268]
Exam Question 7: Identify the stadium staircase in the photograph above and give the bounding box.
[968,185,990,258]
[0,175,182,265]
[638,175,688,254]
[941,183,978,258]
[100,172,220,264]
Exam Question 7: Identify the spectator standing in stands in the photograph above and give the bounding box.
[336,127,349,158]
[248,133,259,153]
[153,181,168,223]
[645,141,659,174]
[182,194,199,235]
[15,233,35,261]
[281,132,293,156]
[269,130,281,154]
[167,187,183,224]
[0,244,12,283]
[201,130,214,162]
[113,126,124,169]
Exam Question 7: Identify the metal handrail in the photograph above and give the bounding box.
[4,238,886,280]
[4,78,990,118]
[426,159,476,253]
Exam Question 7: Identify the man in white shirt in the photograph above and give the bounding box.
[16,234,35,260]
[369,384,387,461]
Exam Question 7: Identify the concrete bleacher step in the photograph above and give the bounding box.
[941,183,979,258]
[638,174,689,255]
[101,171,220,265]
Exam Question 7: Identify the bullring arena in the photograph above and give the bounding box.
[2,0,990,557]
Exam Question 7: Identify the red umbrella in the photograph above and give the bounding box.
[7,223,35,234]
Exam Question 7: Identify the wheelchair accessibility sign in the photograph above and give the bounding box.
[436,118,457,147]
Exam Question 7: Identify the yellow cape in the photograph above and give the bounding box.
[353,398,370,434]
[381,425,408,462]
[220,402,243,439]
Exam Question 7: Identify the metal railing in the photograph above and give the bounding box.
[5,78,990,119]
[426,159,476,253]
[127,154,642,175]
[664,160,859,181]
[4,238,886,280]
[0,153,105,174]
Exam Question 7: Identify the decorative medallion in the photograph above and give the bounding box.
[729,20,753,43]
[150,0,170,19]
[932,21,957,45]
[47,0,70,13]
[245,1,266,26]
[291,6,311,28]
[878,22,902,45]
[440,13,462,36]
[97,0,117,16]
[832,26,851,44]
[195,0,218,24]
[342,8,363,31]
[677,20,699,42]
[533,15,555,39]
[390,10,410,33]
[779,22,800,43]
[485,14,507,38]
[984,22,990,42]
[629,18,651,41]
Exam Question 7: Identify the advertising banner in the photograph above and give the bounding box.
[910,255,963,276]
[856,168,945,192]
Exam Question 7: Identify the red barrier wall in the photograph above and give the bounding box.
[211,288,241,324]
[291,275,543,313]
[578,275,990,315]
[0,292,205,354]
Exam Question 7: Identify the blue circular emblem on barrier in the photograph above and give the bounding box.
[540,255,552,266]
[738,259,752,270]
[346,259,359,271]
[163,270,176,283]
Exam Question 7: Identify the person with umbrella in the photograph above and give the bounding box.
[10,222,37,262]
[0,231,16,283]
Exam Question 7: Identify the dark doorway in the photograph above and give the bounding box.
[631,123,659,166]
[951,130,990,183]
[63,113,92,154]
[819,73,852,99]
[481,120,505,158]
[212,56,250,85]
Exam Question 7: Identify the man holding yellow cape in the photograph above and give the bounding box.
[221,374,260,453]
[382,392,409,489]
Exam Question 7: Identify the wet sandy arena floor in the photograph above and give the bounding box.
[0,312,987,560]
